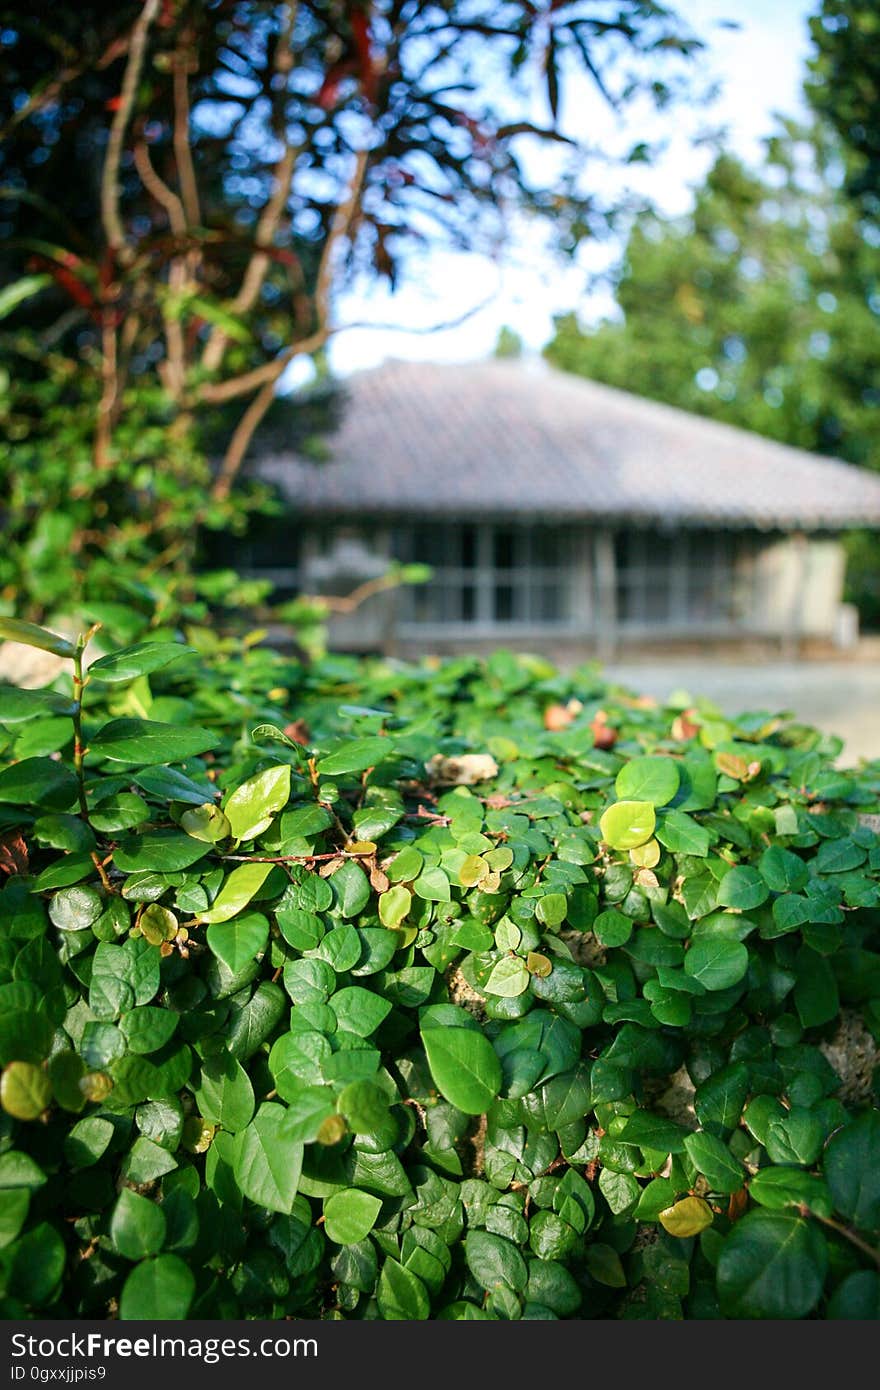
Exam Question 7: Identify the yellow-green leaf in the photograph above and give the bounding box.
[658,1195,714,1237]
[1,1063,52,1121]
[200,862,274,923]
[599,800,656,850]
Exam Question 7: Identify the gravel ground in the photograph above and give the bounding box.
[602,660,880,764]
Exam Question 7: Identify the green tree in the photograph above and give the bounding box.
[0,1,700,630]
[806,0,880,218]
[546,129,880,458]
[546,0,880,622]
[545,125,880,620]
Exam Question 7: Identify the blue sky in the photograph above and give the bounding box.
[322,0,817,378]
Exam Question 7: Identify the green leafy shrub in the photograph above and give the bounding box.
[0,620,879,1321]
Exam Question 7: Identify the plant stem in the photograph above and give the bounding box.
[71,625,100,824]
[813,1212,880,1267]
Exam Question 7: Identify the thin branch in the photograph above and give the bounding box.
[812,1212,880,1268]
[201,0,300,374]
[133,138,187,236]
[209,146,368,502]
[201,147,369,410]
[94,309,119,469]
[221,850,376,864]
[132,140,189,398]
[209,328,329,500]
[0,69,78,143]
[341,288,499,337]
[100,0,160,261]
[198,332,317,406]
[302,570,404,615]
[315,146,369,325]
[172,48,201,228]
[201,279,498,412]
[0,28,131,141]
[201,144,298,373]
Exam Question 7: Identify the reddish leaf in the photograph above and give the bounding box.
[0,832,29,876]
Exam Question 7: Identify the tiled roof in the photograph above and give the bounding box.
[253,358,880,529]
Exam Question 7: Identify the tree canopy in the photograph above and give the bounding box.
[545,130,880,466]
[544,1,880,622]
[0,1,699,626]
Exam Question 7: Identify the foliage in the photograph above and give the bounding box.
[0,619,879,1320]
[0,0,699,623]
[544,123,880,623]
[545,130,880,463]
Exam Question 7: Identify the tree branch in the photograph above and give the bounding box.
[302,569,404,614]
[133,138,187,236]
[201,145,369,408]
[94,308,120,469]
[100,0,160,261]
[172,47,201,228]
[209,326,329,502]
[200,144,298,374]
[201,2,300,375]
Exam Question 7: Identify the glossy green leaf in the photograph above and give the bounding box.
[89,642,196,683]
[465,1230,528,1293]
[484,956,530,997]
[717,865,769,910]
[179,802,231,843]
[378,884,411,928]
[684,935,749,990]
[377,1258,430,1319]
[200,863,274,923]
[9,1221,66,1304]
[134,766,217,805]
[824,1110,880,1231]
[317,737,391,777]
[655,810,710,856]
[120,1007,178,1056]
[599,800,656,850]
[615,755,680,806]
[716,1211,827,1319]
[48,885,103,932]
[331,860,371,918]
[234,1104,304,1213]
[110,1188,167,1260]
[207,912,269,972]
[113,830,212,873]
[0,756,79,809]
[324,1189,383,1244]
[0,618,74,658]
[0,685,75,723]
[90,718,216,764]
[224,764,291,841]
[683,1131,744,1193]
[119,1254,195,1320]
[195,1051,255,1133]
[759,846,809,893]
[420,1024,502,1115]
[748,1167,832,1217]
[330,986,392,1037]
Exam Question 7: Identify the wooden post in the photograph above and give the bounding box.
[781,531,809,660]
[594,528,618,663]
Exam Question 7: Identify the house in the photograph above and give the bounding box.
[243,358,880,657]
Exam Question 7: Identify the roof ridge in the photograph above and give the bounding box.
[262,356,880,528]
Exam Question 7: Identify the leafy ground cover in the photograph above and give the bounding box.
[0,619,878,1320]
